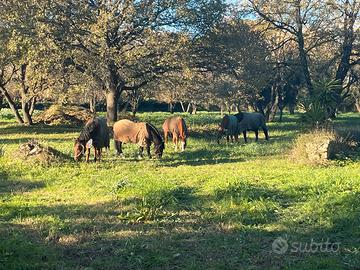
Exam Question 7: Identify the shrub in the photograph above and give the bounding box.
[299,80,341,126]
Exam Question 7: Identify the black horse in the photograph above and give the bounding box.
[74,117,110,162]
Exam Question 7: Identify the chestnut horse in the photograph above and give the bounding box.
[162,116,188,151]
[113,119,165,158]
[217,114,239,144]
[74,117,110,162]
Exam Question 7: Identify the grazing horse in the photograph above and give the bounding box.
[74,117,110,162]
[217,114,239,144]
[162,116,188,151]
[113,119,165,158]
[234,112,269,143]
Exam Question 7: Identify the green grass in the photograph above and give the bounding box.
[0,109,360,269]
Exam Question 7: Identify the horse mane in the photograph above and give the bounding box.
[234,112,244,122]
[146,123,163,144]
[78,118,97,142]
[179,118,188,139]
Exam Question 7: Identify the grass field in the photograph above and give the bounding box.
[1,110,360,269]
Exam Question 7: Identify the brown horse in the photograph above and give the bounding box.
[113,119,165,158]
[74,117,110,162]
[217,114,239,144]
[162,116,188,151]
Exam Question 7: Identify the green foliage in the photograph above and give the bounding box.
[300,79,342,125]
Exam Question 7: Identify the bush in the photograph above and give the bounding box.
[299,80,341,126]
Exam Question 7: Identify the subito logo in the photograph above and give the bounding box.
[272,237,288,254]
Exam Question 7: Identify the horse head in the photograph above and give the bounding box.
[148,123,165,158]
[73,138,86,161]
[154,140,165,158]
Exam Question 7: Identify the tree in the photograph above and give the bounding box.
[248,0,360,116]
[0,0,58,124]
[47,0,225,124]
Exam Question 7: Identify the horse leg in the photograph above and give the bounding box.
[173,134,178,151]
[139,146,144,158]
[85,148,90,162]
[97,148,102,162]
[146,144,151,158]
[164,130,168,143]
[93,147,97,162]
[243,131,248,143]
[263,126,269,141]
[255,130,259,142]
[180,138,186,151]
[115,140,123,156]
[235,134,238,142]
[226,135,230,143]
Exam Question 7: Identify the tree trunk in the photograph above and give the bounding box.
[262,84,278,122]
[21,101,33,125]
[0,87,24,124]
[106,61,123,125]
[186,103,191,113]
[279,107,284,122]
[191,104,197,114]
[169,102,174,114]
[106,90,118,125]
[29,96,36,116]
[335,1,356,85]
[0,94,3,111]
[131,97,139,117]
[18,64,33,125]
[331,3,357,117]
[180,101,186,112]
[355,96,360,112]
[89,95,96,113]
[267,101,278,122]
[121,101,129,113]
[295,3,313,97]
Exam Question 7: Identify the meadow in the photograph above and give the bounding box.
[0,110,360,270]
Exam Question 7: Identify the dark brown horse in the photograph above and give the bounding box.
[234,112,269,143]
[217,114,239,144]
[74,117,110,162]
[162,116,188,151]
[113,119,165,158]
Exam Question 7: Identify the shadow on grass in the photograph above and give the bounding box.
[161,148,245,167]
[0,171,45,196]
[0,123,80,136]
[1,181,359,269]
